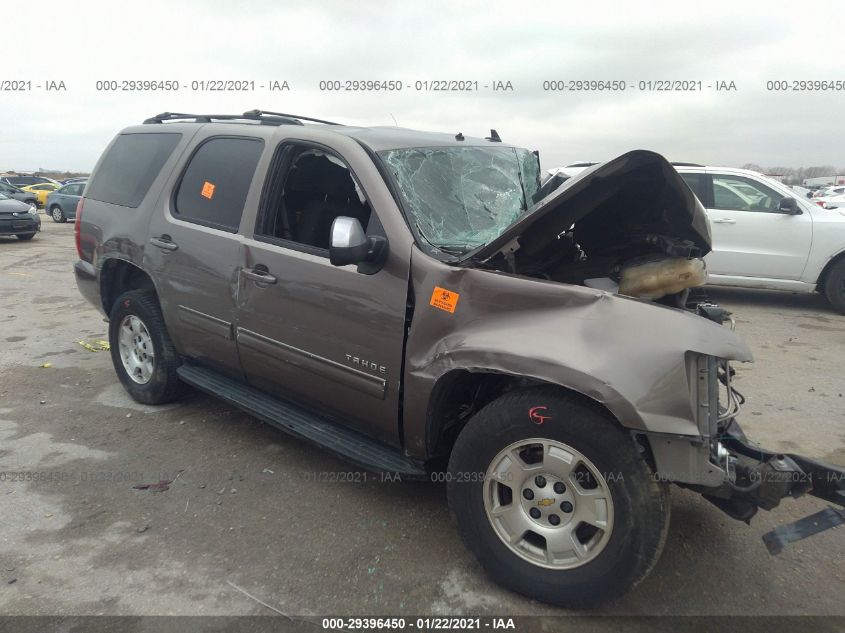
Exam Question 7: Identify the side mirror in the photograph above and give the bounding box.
[777,197,801,214]
[329,217,387,268]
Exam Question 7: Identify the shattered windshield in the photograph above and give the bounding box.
[379,146,540,254]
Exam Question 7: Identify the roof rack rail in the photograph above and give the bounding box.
[143,112,303,125]
[143,110,342,126]
[670,162,704,167]
[242,109,342,126]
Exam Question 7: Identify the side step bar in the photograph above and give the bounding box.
[177,364,427,479]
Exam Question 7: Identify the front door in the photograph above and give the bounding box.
[705,173,812,279]
[236,141,409,446]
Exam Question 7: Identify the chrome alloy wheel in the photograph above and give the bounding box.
[118,315,155,384]
[483,438,614,569]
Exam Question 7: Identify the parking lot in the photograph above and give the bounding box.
[0,220,843,617]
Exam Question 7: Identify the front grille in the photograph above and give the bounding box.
[0,218,37,232]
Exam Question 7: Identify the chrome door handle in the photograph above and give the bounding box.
[242,267,277,284]
[149,236,178,251]
[713,218,736,224]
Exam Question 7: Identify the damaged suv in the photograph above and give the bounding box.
[74,111,845,607]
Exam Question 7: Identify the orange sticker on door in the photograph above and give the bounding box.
[430,286,460,313]
[201,181,216,199]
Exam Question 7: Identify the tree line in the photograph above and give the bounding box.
[741,164,843,185]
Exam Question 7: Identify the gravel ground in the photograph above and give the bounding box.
[0,221,843,618]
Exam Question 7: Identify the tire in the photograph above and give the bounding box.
[108,290,184,404]
[823,258,845,315]
[50,205,66,223]
[16,233,36,241]
[447,387,670,608]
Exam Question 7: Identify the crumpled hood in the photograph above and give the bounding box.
[465,149,711,264]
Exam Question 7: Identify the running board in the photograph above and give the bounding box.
[177,364,427,478]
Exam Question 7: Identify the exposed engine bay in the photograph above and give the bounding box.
[484,230,708,306]
[467,150,714,309]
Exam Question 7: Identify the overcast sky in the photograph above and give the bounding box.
[3,0,844,172]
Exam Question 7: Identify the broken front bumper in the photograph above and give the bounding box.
[714,419,845,553]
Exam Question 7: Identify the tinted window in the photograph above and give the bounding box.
[679,173,707,201]
[175,136,264,232]
[711,174,785,213]
[86,133,182,208]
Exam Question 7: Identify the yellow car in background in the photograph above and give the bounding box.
[21,182,61,207]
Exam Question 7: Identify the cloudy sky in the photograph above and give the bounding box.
[3,0,844,172]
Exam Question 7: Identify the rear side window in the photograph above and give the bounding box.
[174,136,264,232]
[679,172,707,202]
[86,133,182,208]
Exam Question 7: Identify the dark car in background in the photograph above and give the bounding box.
[0,181,39,208]
[46,182,84,222]
[61,177,89,185]
[0,193,40,240]
[1,175,59,187]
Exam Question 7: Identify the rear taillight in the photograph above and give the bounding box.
[74,197,85,259]
[816,201,825,207]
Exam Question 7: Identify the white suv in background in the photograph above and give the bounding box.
[674,165,845,313]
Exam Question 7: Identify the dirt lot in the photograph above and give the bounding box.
[1,221,843,617]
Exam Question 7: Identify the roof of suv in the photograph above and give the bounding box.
[136,111,518,152]
[673,165,774,180]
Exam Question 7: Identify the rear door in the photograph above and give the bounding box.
[235,136,410,446]
[703,172,812,279]
[145,132,266,377]
[62,184,83,216]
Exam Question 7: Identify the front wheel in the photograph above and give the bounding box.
[16,233,36,241]
[823,259,845,315]
[50,206,66,223]
[108,290,184,404]
[447,388,670,608]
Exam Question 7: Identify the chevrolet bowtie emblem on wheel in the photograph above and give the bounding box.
[537,498,555,507]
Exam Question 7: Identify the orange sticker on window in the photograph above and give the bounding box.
[430,286,460,313]
[201,181,216,199]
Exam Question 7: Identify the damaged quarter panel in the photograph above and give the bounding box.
[402,251,752,459]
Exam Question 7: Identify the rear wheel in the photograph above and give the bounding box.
[108,290,184,404]
[823,259,845,315]
[447,387,670,608]
[50,205,66,223]
[16,233,35,241]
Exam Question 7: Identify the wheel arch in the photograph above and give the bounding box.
[99,258,159,316]
[815,248,845,291]
[425,369,650,469]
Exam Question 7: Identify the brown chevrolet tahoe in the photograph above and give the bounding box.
[74,110,845,607]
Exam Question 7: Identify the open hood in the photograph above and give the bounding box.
[464,150,712,265]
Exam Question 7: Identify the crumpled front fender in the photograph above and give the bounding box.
[402,252,752,459]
